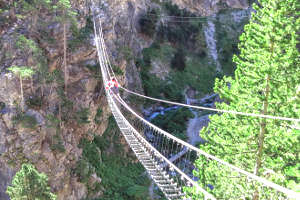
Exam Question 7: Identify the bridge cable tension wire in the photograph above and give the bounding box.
[119,86,300,123]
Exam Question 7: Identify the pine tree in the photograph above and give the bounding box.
[8,66,35,112]
[21,0,51,33]
[54,0,76,95]
[16,34,48,95]
[6,164,56,200]
[190,0,300,199]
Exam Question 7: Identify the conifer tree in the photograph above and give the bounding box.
[55,0,76,95]
[6,164,56,200]
[21,0,51,33]
[8,66,35,112]
[16,34,48,95]
[190,0,300,199]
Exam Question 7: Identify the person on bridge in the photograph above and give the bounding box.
[105,77,119,95]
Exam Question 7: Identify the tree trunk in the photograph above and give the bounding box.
[253,75,270,200]
[19,75,24,112]
[59,101,62,129]
[32,13,38,34]
[63,12,68,96]
[41,79,45,97]
[8,0,16,21]
[30,77,34,94]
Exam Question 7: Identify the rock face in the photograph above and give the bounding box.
[225,0,249,9]
[172,0,249,15]
[0,0,251,199]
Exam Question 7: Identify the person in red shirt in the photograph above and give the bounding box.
[105,77,119,95]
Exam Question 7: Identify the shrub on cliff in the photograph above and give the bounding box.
[7,164,56,200]
[139,9,159,37]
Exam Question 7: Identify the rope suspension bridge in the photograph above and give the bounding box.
[91,4,299,200]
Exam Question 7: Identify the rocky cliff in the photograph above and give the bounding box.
[0,0,250,199]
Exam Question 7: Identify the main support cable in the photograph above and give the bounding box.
[119,86,300,123]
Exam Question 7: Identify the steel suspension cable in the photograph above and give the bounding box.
[119,86,300,123]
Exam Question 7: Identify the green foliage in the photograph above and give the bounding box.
[126,185,149,199]
[16,35,38,53]
[21,0,51,13]
[151,107,193,140]
[139,41,216,100]
[46,114,60,128]
[170,48,186,71]
[75,107,90,124]
[0,101,5,111]
[79,138,102,169]
[94,107,103,124]
[156,2,201,46]
[77,116,151,199]
[214,9,250,76]
[46,114,65,153]
[50,132,65,153]
[16,34,48,70]
[120,46,134,61]
[8,66,35,79]
[6,163,56,200]
[85,63,100,74]
[139,9,159,37]
[73,159,94,183]
[54,0,77,22]
[13,113,38,129]
[183,57,216,95]
[112,64,124,75]
[138,5,218,102]
[14,34,48,88]
[139,43,185,101]
[193,0,300,198]
[26,96,43,109]
[69,16,93,51]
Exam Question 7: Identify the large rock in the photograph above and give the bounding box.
[0,161,15,200]
[170,0,249,15]
[0,73,20,109]
[226,0,249,9]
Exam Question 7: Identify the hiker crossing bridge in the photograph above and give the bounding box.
[91,4,299,200]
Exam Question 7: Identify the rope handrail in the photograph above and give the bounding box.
[119,86,300,123]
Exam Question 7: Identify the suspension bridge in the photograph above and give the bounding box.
[91,4,299,200]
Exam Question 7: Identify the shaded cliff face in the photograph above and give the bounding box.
[0,0,250,199]
[172,0,249,15]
